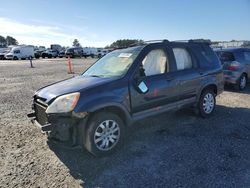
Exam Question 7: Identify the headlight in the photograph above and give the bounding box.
[46,92,80,113]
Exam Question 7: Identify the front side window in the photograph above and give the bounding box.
[14,50,20,54]
[141,49,168,76]
[83,46,143,77]
[173,48,192,70]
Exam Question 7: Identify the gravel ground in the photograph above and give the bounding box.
[0,58,250,188]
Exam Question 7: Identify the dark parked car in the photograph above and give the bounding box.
[65,47,83,58]
[28,40,224,156]
[0,50,10,60]
[58,50,65,58]
[34,50,44,59]
[215,48,250,90]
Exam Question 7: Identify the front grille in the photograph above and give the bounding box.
[34,100,48,125]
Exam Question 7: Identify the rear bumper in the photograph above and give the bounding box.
[223,70,241,84]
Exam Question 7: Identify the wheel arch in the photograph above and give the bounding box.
[197,83,218,104]
[87,103,132,127]
[242,72,248,79]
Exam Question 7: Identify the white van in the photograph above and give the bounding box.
[82,47,98,58]
[5,46,34,60]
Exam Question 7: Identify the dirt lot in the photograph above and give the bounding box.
[0,58,250,188]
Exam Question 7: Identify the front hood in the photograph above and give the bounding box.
[35,76,115,103]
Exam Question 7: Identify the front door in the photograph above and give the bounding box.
[129,45,179,115]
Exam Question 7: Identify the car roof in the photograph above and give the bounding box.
[121,39,211,50]
[215,48,249,52]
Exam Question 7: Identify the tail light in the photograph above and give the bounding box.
[227,61,240,71]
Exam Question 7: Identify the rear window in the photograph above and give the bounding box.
[243,51,250,61]
[192,44,221,68]
[218,52,235,62]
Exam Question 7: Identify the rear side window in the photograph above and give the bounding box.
[243,51,250,61]
[218,52,235,62]
[173,48,192,70]
[192,44,221,68]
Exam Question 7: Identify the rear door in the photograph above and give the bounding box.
[129,44,179,114]
[170,44,201,103]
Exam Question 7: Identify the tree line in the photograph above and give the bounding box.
[72,38,143,49]
[0,35,18,47]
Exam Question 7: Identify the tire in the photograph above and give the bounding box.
[42,54,46,58]
[13,56,18,60]
[234,74,247,91]
[48,54,52,58]
[84,112,125,156]
[197,89,216,118]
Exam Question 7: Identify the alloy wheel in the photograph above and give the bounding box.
[203,93,215,114]
[94,120,120,151]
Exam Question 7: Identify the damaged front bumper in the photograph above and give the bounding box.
[27,112,53,132]
[27,110,88,146]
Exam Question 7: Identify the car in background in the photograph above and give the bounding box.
[34,50,45,59]
[51,44,62,54]
[215,48,250,90]
[82,47,99,58]
[41,49,58,58]
[58,50,65,58]
[97,48,110,58]
[0,49,10,60]
[65,47,83,58]
[28,40,224,156]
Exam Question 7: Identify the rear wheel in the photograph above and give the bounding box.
[84,112,125,156]
[197,89,216,118]
[234,74,247,91]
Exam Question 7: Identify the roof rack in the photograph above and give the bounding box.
[143,39,169,43]
[127,39,211,48]
[173,39,211,44]
[128,39,169,47]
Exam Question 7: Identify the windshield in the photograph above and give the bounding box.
[82,46,143,77]
[66,48,74,53]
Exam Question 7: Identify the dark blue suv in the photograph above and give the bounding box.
[28,40,224,156]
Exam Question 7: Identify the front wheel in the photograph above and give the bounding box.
[84,112,125,156]
[197,89,216,118]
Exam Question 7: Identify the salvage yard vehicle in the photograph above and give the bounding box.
[65,47,83,58]
[215,48,250,90]
[58,50,65,58]
[0,49,10,60]
[5,45,34,60]
[41,49,58,58]
[28,40,224,156]
[82,47,98,58]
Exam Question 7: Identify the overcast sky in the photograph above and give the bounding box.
[0,0,250,48]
